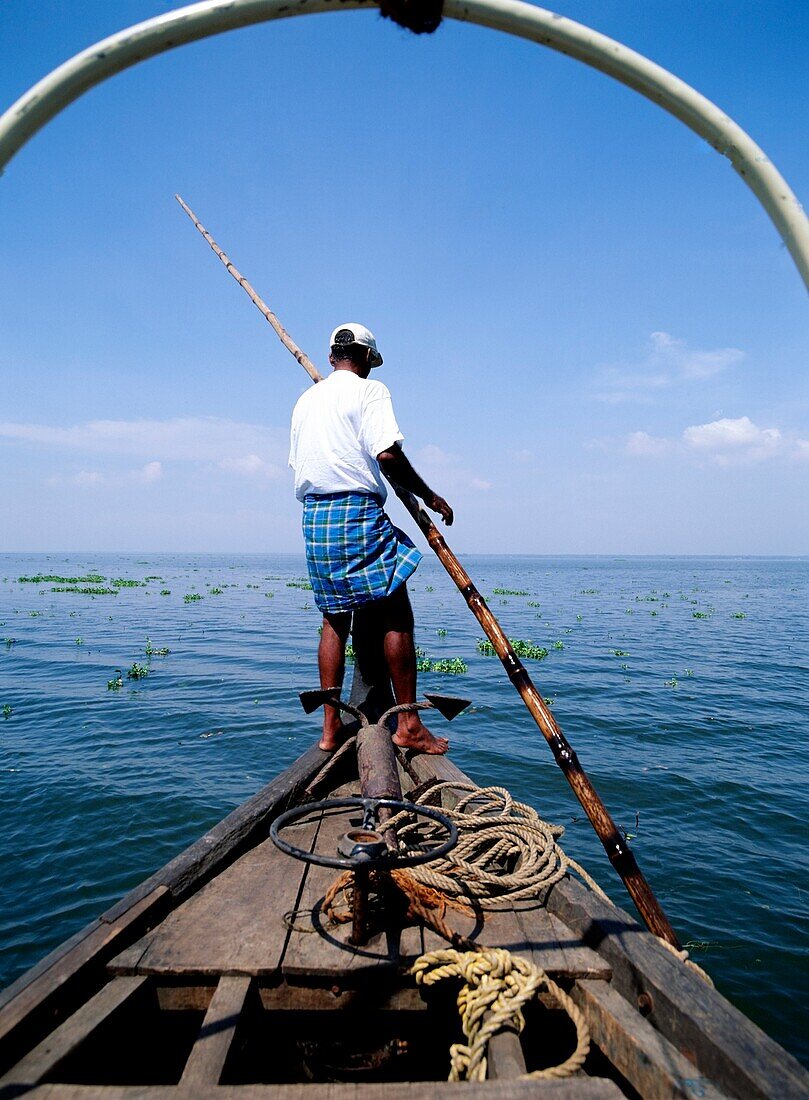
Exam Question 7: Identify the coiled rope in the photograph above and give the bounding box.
[412,946,590,1082]
[383,782,611,908]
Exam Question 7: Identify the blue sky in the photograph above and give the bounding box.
[2,0,807,554]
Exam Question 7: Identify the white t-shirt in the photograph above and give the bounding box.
[288,370,404,502]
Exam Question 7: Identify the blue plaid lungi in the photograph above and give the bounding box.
[302,491,422,613]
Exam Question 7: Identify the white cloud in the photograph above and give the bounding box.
[218,454,282,479]
[0,416,286,465]
[415,443,491,492]
[135,461,163,484]
[625,431,671,457]
[509,449,533,463]
[683,416,782,464]
[594,331,744,403]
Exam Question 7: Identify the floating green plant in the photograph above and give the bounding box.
[436,628,447,637]
[29,610,44,616]
[51,586,117,595]
[416,655,432,672]
[575,614,583,622]
[2,704,12,719]
[664,677,678,688]
[265,592,274,598]
[478,638,548,660]
[493,588,528,596]
[210,587,223,595]
[145,638,170,657]
[527,601,541,608]
[5,638,16,648]
[19,573,104,584]
[692,611,710,620]
[344,642,356,663]
[611,650,629,657]
[541,696,555,707]
[426,585,434,593]
[160,589,171,596]
[127,662,149,680]
[107,672,123,691]
[552,640,564,650]
[111,579,144,588]
[732,612,746,619]
[75,637,83,646]
[430,657,467,675]
[286,580,313,590]
[683,668,694,677]
[580,588,599,595]
[183,593,203,603]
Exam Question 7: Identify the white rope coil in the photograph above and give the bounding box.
[385,782,610,909]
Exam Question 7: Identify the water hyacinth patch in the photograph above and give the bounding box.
[51,586,117,595]
[477,638,549,660]
[18,574,105,585]
[436,628,447,637]
[210,587,223,595]
[111,579,144,588]
[127,662,149,680]
[286,580,312,590]
[430,657,467,675]
[183,594,203,603]
[2,704,12,719]
[160,590,171,596]
[145,638,170,657]
[107,672,123,691]
[493,588,528,596]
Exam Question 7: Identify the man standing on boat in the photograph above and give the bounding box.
[289,324,453,754]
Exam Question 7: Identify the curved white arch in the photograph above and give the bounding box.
[1,0,807,290]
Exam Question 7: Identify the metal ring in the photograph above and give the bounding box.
[270,796,458,869]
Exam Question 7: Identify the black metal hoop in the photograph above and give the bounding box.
[270,796,458,870]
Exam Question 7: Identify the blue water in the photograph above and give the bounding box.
[0,553,807,1066]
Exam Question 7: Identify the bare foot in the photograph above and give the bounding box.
[392,719,449,755]
[319,723,351,752]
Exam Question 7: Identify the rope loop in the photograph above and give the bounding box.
[412,946,590,1081]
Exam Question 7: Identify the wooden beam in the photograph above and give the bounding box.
[546,876,809,1100]
[179,975,252,1088]
[0,976,147,1087]
[571,979,729,1099]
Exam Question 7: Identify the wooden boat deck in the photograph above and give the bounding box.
[1,746,807,1099]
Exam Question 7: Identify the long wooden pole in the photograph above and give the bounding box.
[175,194,681,948]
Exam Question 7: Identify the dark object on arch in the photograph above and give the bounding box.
[378,0,443,35]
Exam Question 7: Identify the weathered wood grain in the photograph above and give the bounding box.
[28,1075,626,1097]
[0,890,167,1077]
[571,979,729,1100]
[0,976,147,1087]
[282,792,422,981]
[179,975,252,1087]
[109,823,316,978]
[102,745,327,921]
[546,875,809,1100]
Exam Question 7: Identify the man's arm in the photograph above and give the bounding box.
[377,443,454,525]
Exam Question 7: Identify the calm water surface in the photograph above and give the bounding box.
[0,553,807,1065]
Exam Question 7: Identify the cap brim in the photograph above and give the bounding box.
[370,351,383,368]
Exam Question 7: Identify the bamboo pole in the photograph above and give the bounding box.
[175,194,681,948]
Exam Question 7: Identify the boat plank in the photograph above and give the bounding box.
[102,745,327,921]
[28,1076,626,1097]
[282,797,421,981]
[0,976,147,1087]
[108,822,317,978]
[179,975,252,1087]
[546,875,809,1100]
[571,978,730,1100]
[0,889,168,1076]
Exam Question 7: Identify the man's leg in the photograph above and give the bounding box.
[318,610,352,750]
[380,584,449,755]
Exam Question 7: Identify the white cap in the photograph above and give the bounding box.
[330,323,383,368]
